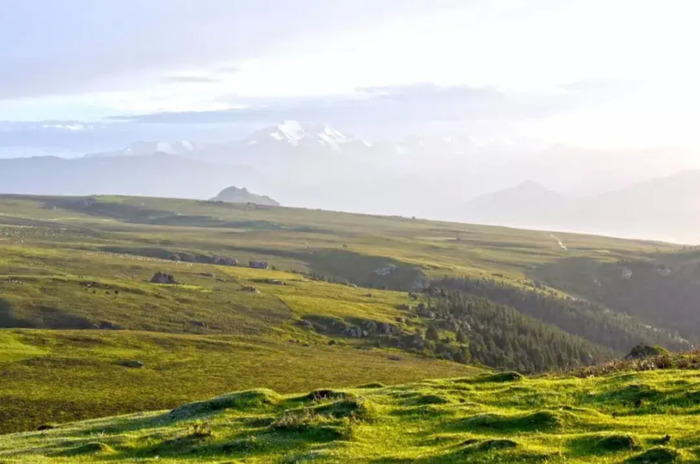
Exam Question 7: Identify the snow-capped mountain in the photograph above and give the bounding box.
[243,121,370,153]
[85,140,199,158]
[124,140,199,156]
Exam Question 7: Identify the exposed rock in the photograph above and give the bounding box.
[119,360,144,368]
[380,322,397,335]
[249,261,269,269]
[241,286,260,293]
[150,272,178,284]
[213,256,239,266]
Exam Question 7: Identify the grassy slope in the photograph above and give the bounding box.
[0,194,687,435]
[2,363,699,463]
[0,194,674,284]
[0,243,480,433]
[0,330,476,435]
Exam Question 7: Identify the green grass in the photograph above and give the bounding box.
[0,193,694,443]
[0,329,479,434]
[0,194,676,287]
[0,221,481,433]
[1,367,699,463]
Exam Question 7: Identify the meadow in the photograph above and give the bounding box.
[0,193,696,452]
[2,355,699,463]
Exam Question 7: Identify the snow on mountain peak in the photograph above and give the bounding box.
[122,140,198,156]
[252,121,359,151]
[275,120,305,146]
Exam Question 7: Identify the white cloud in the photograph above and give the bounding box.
[2,0,699,149]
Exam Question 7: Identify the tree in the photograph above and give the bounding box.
[456,330,467,343]
[425,325,440,341]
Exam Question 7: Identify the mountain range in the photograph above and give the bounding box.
[86,140,201,158]
[2,120,700,243]
[0,154,254,200]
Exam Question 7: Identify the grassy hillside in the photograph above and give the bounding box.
[0,194,676,284]
[2,356,700,463]
[0,244,481,433]
[535,250,700,342]
[0,194,696,435]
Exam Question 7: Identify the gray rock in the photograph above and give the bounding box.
[150,272,178,284]
[120,360,144,368]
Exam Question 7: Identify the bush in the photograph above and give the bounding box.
[625,344,669,360]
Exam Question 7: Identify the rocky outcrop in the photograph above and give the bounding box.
[150,272,178,284]
[210,186,280,206]
[249,261,269,269]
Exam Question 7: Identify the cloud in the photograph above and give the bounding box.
[163,75,223,84]
[213,64,241,75]
[0,79,629,153]
[109,82,613,125]
[0,0,462,100]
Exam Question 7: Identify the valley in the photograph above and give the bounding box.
[0,194,698,444]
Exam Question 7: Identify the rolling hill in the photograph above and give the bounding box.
[0,194,698,436]
[2,354,700,463]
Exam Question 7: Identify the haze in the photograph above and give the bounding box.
[2,0,700,242]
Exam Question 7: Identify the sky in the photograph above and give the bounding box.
[2,0,700,151]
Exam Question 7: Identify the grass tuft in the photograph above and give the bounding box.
[169,389,281,420]
[468,371,525,383]
[624,447,680,463]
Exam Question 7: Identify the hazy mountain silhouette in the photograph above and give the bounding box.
[462,171,700,243]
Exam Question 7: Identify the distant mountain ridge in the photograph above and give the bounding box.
[4,122,700,243]
[0,153,256,200]
[463,171,700,243]
[85,140,200,158]
[245,121,368,151]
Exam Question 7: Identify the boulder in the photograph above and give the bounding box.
[150,272,178,284]
[119,360,144,368]
[249,261,269,269]
[213,256,239,266]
